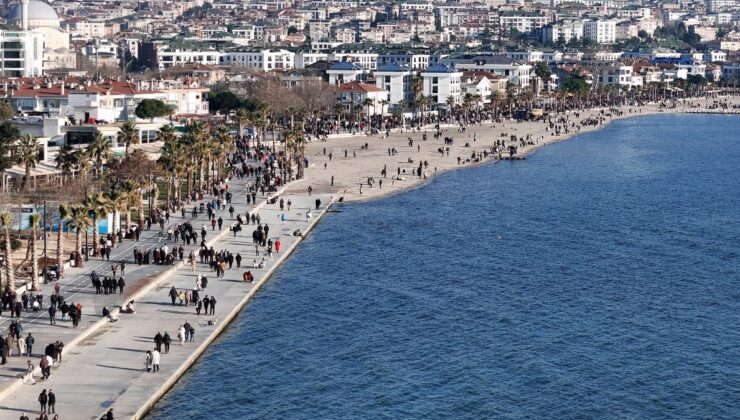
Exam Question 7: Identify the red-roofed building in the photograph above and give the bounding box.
[336,82,389,115]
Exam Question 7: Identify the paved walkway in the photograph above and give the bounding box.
[0,173,331,418]
[0,204,205,384]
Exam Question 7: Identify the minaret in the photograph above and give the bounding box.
[21,0,29,31]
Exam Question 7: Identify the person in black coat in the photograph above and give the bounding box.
[154,332,163,352]
[38,389,47,414]
[47,389,56,414]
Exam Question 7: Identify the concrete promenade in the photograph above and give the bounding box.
[0,174,332,418]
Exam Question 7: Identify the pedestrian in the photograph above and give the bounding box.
[0,336,7,365]
[48,389,56,414]
[38,389,48,414]
[162,332,171,353]
[26,333,34,357]
[23,360,36,385]
[145,350,153,372]
[48,305,56,325]
[154,332,163,353]
[209,296,216,315]
[178,325,185,345]
[169,286,177,305]
[152,348,160,372]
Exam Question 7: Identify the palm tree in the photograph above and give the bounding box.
[105,189,128,246]
[119,180,140,232]
[1,212,14,289]
[158,126,181,204]
[15,134,41,192]
[411,74,424,103]
[379,99,389,117]
[490,90,502,119]
[74,148,92,181]
[235,108,249,138]
[55,205,68,277]
[362,97,374,119]
[88,133,112,178]
[445,95,456,118]
[333,103,344,126]
[28,213,41,291]
[212,126,234,184]
[118,120,138,156]
[86,192,111,256]
[55,143,77,183]
[69,206,91,267]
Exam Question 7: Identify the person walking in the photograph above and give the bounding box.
[209,296,216,315]
[154,332,163,353]
[25,333,34,357]
[47,389,56,414]
[178,325,186,345]
[48,305,56,325]
[145,351,153,372]
[23,360,36,385]
[169,287,177,306]
[151,348,160,372]
[162,332,171,353]
[38,389,48,414]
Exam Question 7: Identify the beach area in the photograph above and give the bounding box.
[287,97,740,203]
[0,96,738,419]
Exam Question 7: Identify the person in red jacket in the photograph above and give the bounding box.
[275,239,281,253]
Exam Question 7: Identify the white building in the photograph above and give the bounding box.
[375,63,413,106]
[594,65,637,90]
[327,61,368,85]
[499,12,549,35]
[440,55,531,87]
[584,20,617,44]
[220,49,295,71]
[0,30,44,77]
[541,21,584,44]
[335,81,388,116]
[421,64,463,105]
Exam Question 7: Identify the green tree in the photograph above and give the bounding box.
[15,134,42,192]
[0,100,14,121]
[55,143,77,183]
[118,120,139,156]
[0,121,20,179]
[534,62,552,90]
[207,91,242,114]
[86,192,111,256]
[88,133,112,178]
[1,212,14,289]
[69,206,91,267]
[135,99,169,122]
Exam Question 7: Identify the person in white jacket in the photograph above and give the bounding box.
[178,325,186,345]
[151,349,161,372]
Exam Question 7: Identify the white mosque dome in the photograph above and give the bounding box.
[7,0,60,29]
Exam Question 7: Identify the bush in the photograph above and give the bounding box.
[11,239,22,251]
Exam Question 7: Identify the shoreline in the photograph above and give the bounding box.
[287,99,740,206]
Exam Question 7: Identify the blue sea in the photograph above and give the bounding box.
[149,114,740,419]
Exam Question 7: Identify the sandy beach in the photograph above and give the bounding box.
[287,97,740,203]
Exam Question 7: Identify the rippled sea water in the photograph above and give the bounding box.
[149,114,740,419]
